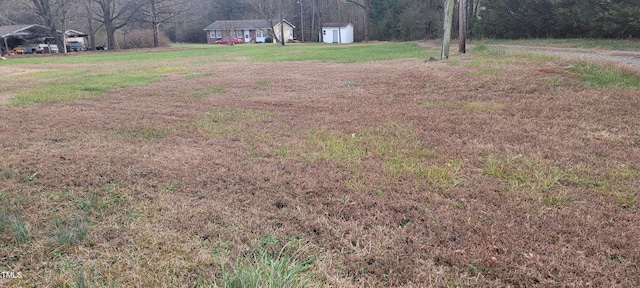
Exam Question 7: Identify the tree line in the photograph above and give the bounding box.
[1,0,637,52]
[473,0,640,39]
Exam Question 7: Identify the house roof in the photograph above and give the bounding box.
[65,29,88,37]
[323,23,352,28]
[204,19,294,31]
[0,24,56,38]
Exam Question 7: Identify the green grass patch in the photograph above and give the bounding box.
[417,101,459,110]
[568,63,640,89]
[1,166,13,181]
[237,42,436,63]
[164,180,182,192]
[301,124,461,193]
[190,85,228,99]
[386,158,462,191]
[53,215,89,246]
[184,72,214,79]
[483,153,564,192]
[112,126,167,140]
[566,165,639,208]
[9,216,30,245]
[470,66,502,76]
[464,60,489,67]
[472,44,553,64]
[191,107,269,138]
[543,76,564,87]
[477,38,640,51]
[257,79,273,85]
[11,69,160,106]
[0,42,436,66]
[515,52,558,62]
[472,44,506,57]
[217,246,318,288]
[418,101,503,114]
[303,124,431,163]
[464,101,505,114]
[541,191,577,208]
[151,65,190,74]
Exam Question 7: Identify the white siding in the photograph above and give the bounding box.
[321,24,354,44]
[273,23,295,43]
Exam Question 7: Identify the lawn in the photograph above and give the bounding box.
[1,42,639,287]
[477,38,640,51]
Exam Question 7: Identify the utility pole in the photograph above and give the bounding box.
[337,0,341,44]
[441,0,455,59]
[298,1,304,42]
[279,0,285,45]
[459,0,466,53]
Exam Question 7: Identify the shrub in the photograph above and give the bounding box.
[264,37,273,43]
[116,29,172,49]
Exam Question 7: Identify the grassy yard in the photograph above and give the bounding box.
[1,42,639,287]
[477,38,640,50]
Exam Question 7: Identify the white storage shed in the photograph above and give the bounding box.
[321,23,354,44]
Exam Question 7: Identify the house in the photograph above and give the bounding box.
[65,30,88,45]
[321,23,354,44]
[203,19,295,44]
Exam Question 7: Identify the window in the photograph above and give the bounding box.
[257,30,266,38]
[210,31,216,38]
[236,31,242,38]
[323,30,326,36]
[216,31,222,38]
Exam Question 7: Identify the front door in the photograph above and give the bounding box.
[332,30,339,43]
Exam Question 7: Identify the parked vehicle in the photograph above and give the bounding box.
[214,37,244,45]
[23,44,59,54]
[66,41,84,52]
[12,47,24,55]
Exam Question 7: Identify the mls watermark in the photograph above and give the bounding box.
[1,271,23,279]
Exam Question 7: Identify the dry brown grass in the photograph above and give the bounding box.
[1,47,639,287]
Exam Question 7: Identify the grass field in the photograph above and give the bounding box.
[477,38,640,51]
[1,41,639,287]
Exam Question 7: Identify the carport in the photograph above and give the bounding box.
[0,24,56,54]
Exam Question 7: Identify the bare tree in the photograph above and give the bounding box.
[80,0,99,50]
[93,0,143,49]
[313,0,324,42]
[345,0,369,41]
[246,0,289,45]
[138,0,181,47]
[30,0,73,53]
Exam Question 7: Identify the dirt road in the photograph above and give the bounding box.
[489,44,640,67]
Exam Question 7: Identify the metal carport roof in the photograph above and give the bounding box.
[1,24,58,54]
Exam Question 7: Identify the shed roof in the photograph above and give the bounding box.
[0,24,56,38]
[204,19,294,31]
[65,29,88,37]
[323,23,352,28]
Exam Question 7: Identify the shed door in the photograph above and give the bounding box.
[332,30,339,43]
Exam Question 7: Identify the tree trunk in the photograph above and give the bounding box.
[84,0,96,51]
[279,0,285,45]
[441,0,455,59]
[106,24,116,50]
[151,0,160,47]
[458,0,465,53]
[337,0,341,44]
[318,0,323,42]
[363,0,370,41]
